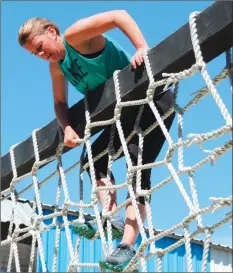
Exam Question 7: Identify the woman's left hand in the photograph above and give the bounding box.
[130,46,149,69]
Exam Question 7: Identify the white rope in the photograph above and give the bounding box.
[189,12,232,127]
[1,10,232,273]
[7,144,21,272]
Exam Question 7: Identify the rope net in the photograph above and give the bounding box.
[1,11,232,273]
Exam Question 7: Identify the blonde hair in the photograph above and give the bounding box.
[18,17,60,46]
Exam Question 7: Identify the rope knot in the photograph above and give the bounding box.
[31,162,40,175]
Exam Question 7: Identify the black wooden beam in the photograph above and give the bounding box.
[1,1,233,191]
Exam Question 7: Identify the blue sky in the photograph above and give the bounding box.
[1,1,232,248]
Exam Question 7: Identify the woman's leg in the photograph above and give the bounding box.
[122,90,175,247]
[82,125,117,212]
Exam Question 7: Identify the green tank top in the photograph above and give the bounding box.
[58,35,131,95]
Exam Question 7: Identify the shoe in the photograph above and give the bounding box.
[99,243,136,271]
[73,215,124,240]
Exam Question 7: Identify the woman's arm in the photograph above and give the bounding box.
[65,10,148,49]
[64,10,149,68]
[50,62,80,147]
[50,62,70,131]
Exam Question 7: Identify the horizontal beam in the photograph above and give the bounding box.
[1,1,233,191]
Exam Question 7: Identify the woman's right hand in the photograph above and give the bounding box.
[64,126,80,147]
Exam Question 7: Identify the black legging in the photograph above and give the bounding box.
[83,89,175,204]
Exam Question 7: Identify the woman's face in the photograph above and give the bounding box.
[23,27,65,62]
